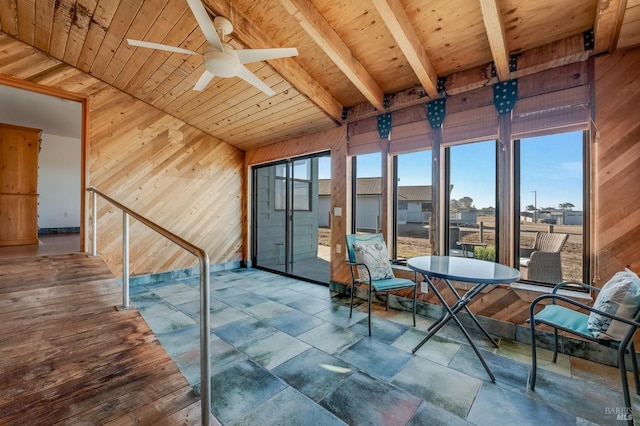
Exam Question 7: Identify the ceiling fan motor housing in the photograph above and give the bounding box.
[203,44,239,78]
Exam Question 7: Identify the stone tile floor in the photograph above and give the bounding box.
[131,268,640,425]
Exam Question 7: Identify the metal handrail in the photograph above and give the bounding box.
[87,186,211,426]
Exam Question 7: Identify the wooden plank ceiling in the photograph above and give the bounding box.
[1,0,638,151]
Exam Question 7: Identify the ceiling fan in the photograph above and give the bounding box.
[127,0,298,96]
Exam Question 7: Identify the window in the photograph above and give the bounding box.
[275,159,311,211]
[353,152,382,233]
[393,150,432,259]
[344,81,590,288]
[516,131,585,285]
[446,140,497,261]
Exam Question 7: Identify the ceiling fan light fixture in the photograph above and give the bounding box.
[203,45,239,78]
[126,1,298,94]
[213,16,234,38]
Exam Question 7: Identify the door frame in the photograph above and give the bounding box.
[251,151,331,284]
[0,74,90,252]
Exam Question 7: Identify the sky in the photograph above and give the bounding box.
[319,131,584,211]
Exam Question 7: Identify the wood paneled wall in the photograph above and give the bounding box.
[594,47,640,282]
[0,33,244,277]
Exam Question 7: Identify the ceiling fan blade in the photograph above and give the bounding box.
[194,70,215,91]
[235,48,299,65]
[237,65,276,96]
[186,0,223,51]
[127,39,201,56]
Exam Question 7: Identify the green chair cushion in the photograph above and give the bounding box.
[371,277,415,292]
[535,304,592,339]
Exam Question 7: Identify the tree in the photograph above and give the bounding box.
[559,202,575,211]
[458,196,474,209]
[450,196,474,212]
[525,204,536,211]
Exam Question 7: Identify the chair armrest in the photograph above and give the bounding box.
[346,261,372,285]
[530,293,640,330]
[551,281,600,294]
[530,251,560,261]
[520,247,536,258]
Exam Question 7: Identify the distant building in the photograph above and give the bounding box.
[477,207,496,216]
[547,210,583,225]
[450,209,478,225]
[397,184,433,225]
[318,178,432,229]
[520,209,583,225]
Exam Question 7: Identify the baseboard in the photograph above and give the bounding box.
[39,227,80,234]
[129,260,243,286]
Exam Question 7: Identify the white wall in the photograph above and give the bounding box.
[406,201,423,223]
[356,196,381,231]
[38,134,81,229]
[318,196,331,227]
[562,210,583,226]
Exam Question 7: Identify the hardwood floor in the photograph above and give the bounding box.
[0,233,80,259]
[0,253,203,425]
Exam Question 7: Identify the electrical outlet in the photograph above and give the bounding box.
[336,244,341,254]
[420,281,429,294]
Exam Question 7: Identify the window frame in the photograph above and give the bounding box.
[344,78,592,289]
[275,159,312,212]
[513,130,589,289]
[391,149,433,261]
[443,139,499,260]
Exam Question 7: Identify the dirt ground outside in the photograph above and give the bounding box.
[318,215,583,282]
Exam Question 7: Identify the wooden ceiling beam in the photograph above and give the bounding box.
[201,0,344,124]
[278,0,385,111]
[346,34,592,122]
[478,0,511,81]
[593,0,628,54]
[371,0,439,98]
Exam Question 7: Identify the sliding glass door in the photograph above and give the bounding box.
[252,152,331,284]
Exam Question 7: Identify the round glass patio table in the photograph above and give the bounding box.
[407,256,520,382]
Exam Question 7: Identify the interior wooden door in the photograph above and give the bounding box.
[0,123,41,246]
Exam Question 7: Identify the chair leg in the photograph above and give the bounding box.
[618,346,634,426]
[385,291,389,311]
[530,320,538,391]
[630,342,640,396]
[412,284,417,327]
[368,286,372,336]
[552,329,559,363]
[349,283,355,319]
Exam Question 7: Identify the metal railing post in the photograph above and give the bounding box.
[91,190,97,257]
[200,256,211,426]
[122,211,130,309]
[87,187,212,424]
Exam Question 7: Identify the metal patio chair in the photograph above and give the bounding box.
[345,233,417,336]
[529,281,640,426]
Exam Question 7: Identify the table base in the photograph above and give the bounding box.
[412,275,498,382]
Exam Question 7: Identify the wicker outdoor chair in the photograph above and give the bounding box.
[520,232,569,284]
